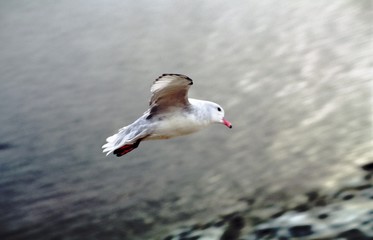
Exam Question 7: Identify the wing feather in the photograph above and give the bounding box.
[148,74,193,115]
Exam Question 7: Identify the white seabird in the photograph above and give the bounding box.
[102,74,232,157]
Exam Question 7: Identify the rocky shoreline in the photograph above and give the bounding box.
[162,163,373,240]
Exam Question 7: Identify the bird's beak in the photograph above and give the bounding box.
[222,118,232,128]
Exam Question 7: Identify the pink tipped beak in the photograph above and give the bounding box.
[222,118,233,128]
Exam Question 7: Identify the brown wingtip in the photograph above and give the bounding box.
[156,73,193,84]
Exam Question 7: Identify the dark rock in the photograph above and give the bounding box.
[179,230,192,237]
[255,227,279,238]
[342,194,355,201]
[362,220,370,225]
[305,191,319,202]
[288,225,313,237]
[336,229,370,240]
[293,203,310,212]
[271,210,286,219]
[354,185,372,191]
[361,162,373,172]
[229,216,245,229]
[220,230,240,240]
[180,236,200,240]
[220,216,245,240]
[317,213,329,219]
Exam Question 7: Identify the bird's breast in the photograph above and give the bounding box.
[149,114,207,139]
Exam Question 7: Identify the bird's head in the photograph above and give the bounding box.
[206,101,232,128]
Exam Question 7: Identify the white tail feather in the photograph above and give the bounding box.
[102,122,149,156]
[102,133,120,156]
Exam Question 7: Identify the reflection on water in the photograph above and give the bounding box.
[0,0,371,239]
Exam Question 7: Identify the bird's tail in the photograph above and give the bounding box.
[103,119,151,157]
[102,132,142,157]
[102,133,121,156]
[102,124,147,157]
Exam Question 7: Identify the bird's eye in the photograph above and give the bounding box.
[217,107,221,112]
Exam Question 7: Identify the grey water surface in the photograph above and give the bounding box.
[0,0,371,239]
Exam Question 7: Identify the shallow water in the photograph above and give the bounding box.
[0,0,371,239]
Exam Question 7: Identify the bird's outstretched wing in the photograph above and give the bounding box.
[148,74,193,116]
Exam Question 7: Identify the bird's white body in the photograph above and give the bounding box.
[146,99,213,139]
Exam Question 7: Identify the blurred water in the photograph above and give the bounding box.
[0,0,371,239]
